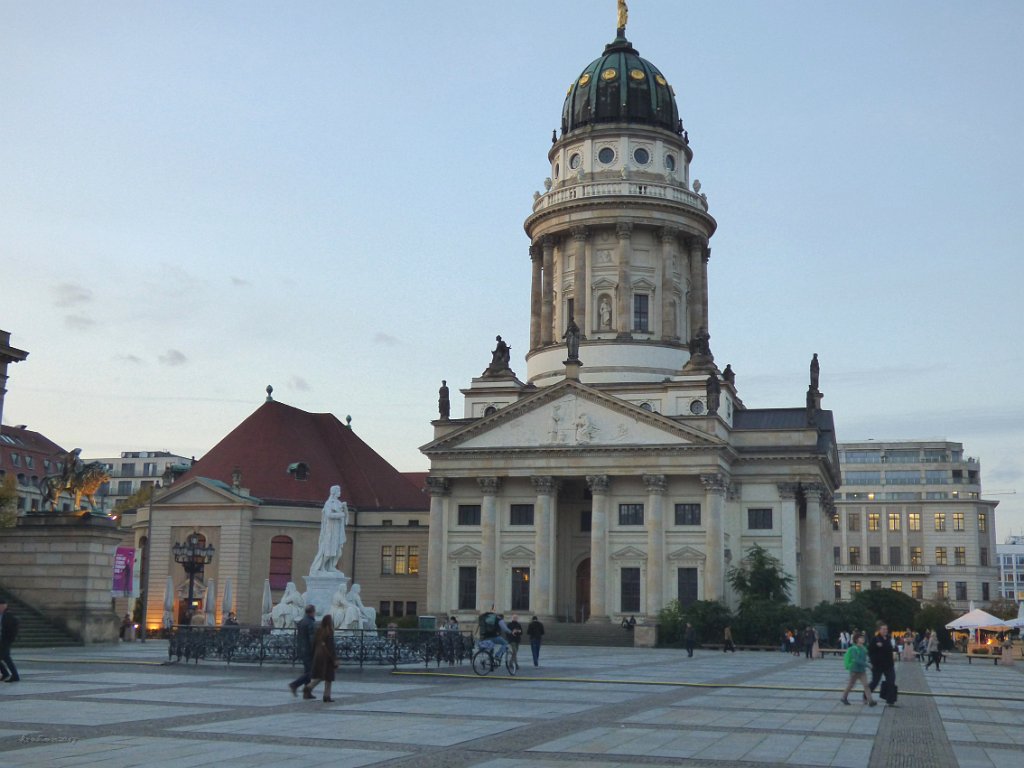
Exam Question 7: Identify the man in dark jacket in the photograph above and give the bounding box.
[867,622,896,704]
[684,623,697,657]
[288,604,317,697]
[0,598,19,682]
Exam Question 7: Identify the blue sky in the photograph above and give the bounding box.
[2,1,1022,537]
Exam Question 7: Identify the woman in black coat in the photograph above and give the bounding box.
[304,614,338,702]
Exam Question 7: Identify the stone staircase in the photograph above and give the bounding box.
[0,589,82,648]
[544,621,636,647]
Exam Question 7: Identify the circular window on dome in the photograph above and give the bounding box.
[601,68,617,81]
[598,147,615,165]
[578,73,591,87]
[665,154,676,171]
[633,147,650,165]
[629,68,646,81]
[689,399,706,415]
[655,74,668,86]
[570,153,581,170]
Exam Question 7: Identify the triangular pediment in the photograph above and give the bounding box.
[450,545,481,559]
[668,545,707,562]
[610,545,648,561]
[422,380,720,454]
[501,545,535,560]
[155,477,260,507]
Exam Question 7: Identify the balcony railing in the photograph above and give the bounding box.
[533,179,709,214]
[833,564,929,575]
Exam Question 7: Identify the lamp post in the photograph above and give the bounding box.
[172,532,215,625]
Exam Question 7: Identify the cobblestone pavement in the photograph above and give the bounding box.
[1,643,1021,767]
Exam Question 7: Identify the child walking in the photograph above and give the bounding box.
[840,632,876,706]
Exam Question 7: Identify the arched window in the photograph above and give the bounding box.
[269,535,293,590]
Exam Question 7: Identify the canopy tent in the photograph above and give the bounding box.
[945,608,1005,631]
[995,602,1024,630]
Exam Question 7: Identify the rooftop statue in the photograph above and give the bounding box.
[563,315,581,361]
[810,353,820,390]
[484,335,513,376]
[617,0,628,32]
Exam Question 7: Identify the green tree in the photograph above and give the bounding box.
[915,600,957,650]
[727,544,793,606]
[113,485,154,515]
[986,598,1019,620]
[850,589,920,631]
[656,599,732,647]
[811,600,877,646]
[0,474,18,527]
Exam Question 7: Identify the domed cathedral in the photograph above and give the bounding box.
[422,6,840,629]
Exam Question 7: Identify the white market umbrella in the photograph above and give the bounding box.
[261,579,273,624]
[162,575,175,628]
[205,578,216,625]
[221,578,233,620]
[945,608,1005,631]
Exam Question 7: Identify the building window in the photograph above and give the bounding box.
[851,581,862,594]
[748,508,773,530]
[889,546,902,566]
[678,568,698,608]
[121,462,135,475]
[269,535,293,590]
[911,581,923,599]
[849,547,861,566]
[937,581,949,599]
[408,546,420,575]
[511,567,530,611]
[381,545,394,575]
[886,450,919,464]
[934,513,946,531]
[510,504,535,526]
[978,511,987,532]
[845,471,881,484]
[117,480,133,495]
[953,512,964,531]
[833,546,841,565]
[458,505,481,526]
[869,547,881,566]
[580,510,592,532]
[888,513,901,532]
[834,580,842,600]
[886,470,919,485]
[935,547,948,566]
[844,450,881,464]
[980,547,989,567]
[393,546,419,575]
[619,503,644,526]
[458,566,477,610]
[954,546,966,566]
[674,503,701,526]
[908,512,921,531]
[406,601,417,617]
[379,601,390,617]
[982,582,990,601]
[870,580,882,591]
[143,461,157,476]
[831,512,839,531]
[910,547,923,566]
[955,582,968,601]
[393,601,404,618]
[848,513,861,532]
[891,581,903,592]
[924,469,947,484]
[621,567,641,612]
[633,294,649,332]
[868,512,880,531]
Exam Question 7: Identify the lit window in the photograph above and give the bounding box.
[891,581,903,592]
[937,581,949,599]
[381,545,394,575]
[395,546,408,575]
[935,547,948,566]
[849,547,861,566]
[954,546,966,566]
[408,546,419,575]
[934,513,946,531]
[851,581,862,593]
[888,513,901,531]
[911,547,923,566]
[911,581,923,599]
[908,512,921,531]
[953,512,964,531]
[978,512,987,532]
[868,512,880,531]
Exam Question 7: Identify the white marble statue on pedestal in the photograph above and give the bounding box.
[270,581,306,628]
[309,484,348,573]
[329,582,377,630]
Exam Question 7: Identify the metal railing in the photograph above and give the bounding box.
[166,625,475,669]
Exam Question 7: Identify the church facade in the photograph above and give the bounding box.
[422,21,840,623]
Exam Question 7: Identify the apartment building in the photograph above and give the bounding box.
[997,535,1024,602]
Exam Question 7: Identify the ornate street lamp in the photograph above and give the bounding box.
[172,532,215,625]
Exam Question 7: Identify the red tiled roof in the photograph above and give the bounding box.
[177,401,427,510]
[0,426,67,475]
[402,471,429,493]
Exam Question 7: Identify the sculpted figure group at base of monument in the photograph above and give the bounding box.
[270,582,307,628]
[329,583,377,630]
[310,485,348,573]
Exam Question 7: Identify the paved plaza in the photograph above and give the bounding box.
[1,642,1021,767]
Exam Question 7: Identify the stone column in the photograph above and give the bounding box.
[586,474,611,620]
[644,474,667,615]
[701,473,728,601]
[478,477,500,611]
[777,482,800,601]
[425,477,449,615]
[701,245,711,335]
[615,222,632,338]
[541,236,555,345]
[688,239,703,346]
[572,227,588,336]
[530,244,542,350]
[531,476,558,617]
[659,228,678,341]
[802,483,824,607]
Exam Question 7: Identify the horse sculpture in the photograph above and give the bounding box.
[40,449,111,513]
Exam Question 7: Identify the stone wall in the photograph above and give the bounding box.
[0,514,122,642]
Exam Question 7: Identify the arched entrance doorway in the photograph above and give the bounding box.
[575,558,590,622]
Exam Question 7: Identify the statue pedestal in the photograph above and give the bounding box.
[303,571,348,618]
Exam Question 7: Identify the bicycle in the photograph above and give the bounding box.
[471,639,518,676]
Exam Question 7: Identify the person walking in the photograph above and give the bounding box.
[507,614,523,668]
[526,615,544,667]
[840,632,876,706]
[803,626,817,659]
[0,598,19,682]
[288,604,317,697]
[868,622,897,705]
[723,625,736,652]
[684,623,696,657]
[303,614,338,702]
[924,629,942,671]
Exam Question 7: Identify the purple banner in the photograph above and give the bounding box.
[112,547,135,594]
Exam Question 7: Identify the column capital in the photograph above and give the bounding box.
[425,477,450,497]
[700,473,729,493]
[477,477,501,495]
[530,475,559,495]
[659,226,680,244]
[688,235,708,251]
[727,482,742,501]
[571,225,589,242]
[542,235,556,250]
[586,474,611,494]
[642,474,667,494]
[616,222,633,240]
[776,481,800,500]
[530,243,542,260]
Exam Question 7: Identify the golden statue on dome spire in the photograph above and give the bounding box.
[617,0,628,35]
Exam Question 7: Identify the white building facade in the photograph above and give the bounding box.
[997,535,1024,602]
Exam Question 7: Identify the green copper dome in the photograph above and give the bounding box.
[561,35,681,136]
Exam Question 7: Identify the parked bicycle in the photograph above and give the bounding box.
[471,638,518,676]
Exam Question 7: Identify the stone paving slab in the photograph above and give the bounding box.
[0,699,224,726]
[333,695,596,717]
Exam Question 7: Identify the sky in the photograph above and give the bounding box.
[2,2,1022,538]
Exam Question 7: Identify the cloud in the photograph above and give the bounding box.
[158,349,188,366]
[64,314,95,330]
[115,354,145,365]
[288,376,311,391]
[373,332,399,346]
[53,283,93,307]
[230,276,250,287]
